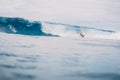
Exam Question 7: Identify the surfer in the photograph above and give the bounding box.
[80,33,84,38]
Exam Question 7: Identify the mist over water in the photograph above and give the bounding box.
[0,9,120,79]
[0,0,120,80]
[0,31,120,80]
[0,0,120,31]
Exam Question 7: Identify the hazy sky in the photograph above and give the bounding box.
[0,0,120,30]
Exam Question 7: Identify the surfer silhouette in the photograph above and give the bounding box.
[80,29,84,38]
[80,33,84,38]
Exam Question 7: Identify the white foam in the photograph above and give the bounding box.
[8,25,17,33]
[41,22,79,37]
[96,32,120,40]
[41,22,120,40]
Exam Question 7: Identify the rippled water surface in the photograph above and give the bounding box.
[0,33,120,80]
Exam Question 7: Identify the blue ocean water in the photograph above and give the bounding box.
[0,17,120,80]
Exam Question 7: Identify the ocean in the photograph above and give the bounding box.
[0,17,120,80]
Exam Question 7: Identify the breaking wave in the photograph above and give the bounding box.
[0,16,120,40]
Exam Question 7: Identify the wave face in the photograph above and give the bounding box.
[0,17,120,39]
[0,17,48,36]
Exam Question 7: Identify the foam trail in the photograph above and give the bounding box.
[41,22,119,40]
[97,32,120,40]
[41,22,80,37]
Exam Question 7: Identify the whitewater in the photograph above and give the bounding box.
[0,17,120,80]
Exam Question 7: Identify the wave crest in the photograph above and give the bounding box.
[0,17,45,35]
[0,17,119,40]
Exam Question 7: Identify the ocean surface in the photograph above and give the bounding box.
[0,17,120,80]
